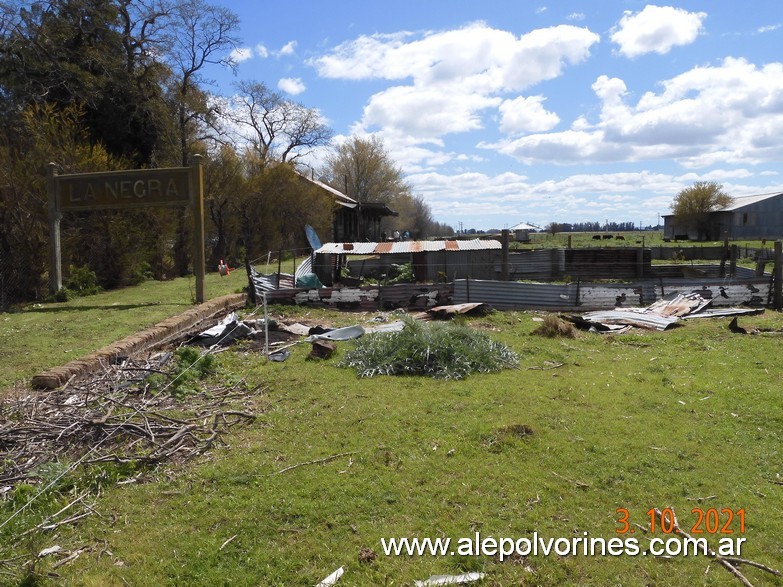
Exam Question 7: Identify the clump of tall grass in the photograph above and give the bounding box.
[339,317,519,379]
[532,314,577,338]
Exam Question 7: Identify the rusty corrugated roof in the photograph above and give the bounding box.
[315,239,501,255]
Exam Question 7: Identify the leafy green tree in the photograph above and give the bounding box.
[0,103,122,302]
[240,163,334,257]
[0,0,176,166]
[671,181,733,241]
[322,136,451,240]
[323,135,410,205]
[204,144,248,267]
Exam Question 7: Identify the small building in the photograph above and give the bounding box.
[313,239,502,285]
[300,176,397,242]
[509,221,539,243]
[663,191,783,240]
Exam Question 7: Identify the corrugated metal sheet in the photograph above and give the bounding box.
[315,239,500,255]
[454,279,577,309]
[505,250,563,280]
[294,256,312,280]
[578,283,657,309]
[454,278,769,310]
[567,310,680,332]
[249,267,294,294]
[657,279,769,307]
[378,283,453,309]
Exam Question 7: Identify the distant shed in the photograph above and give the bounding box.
[313,239,501,285]
[663,191,783,240]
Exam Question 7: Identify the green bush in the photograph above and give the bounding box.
[64,265,101,296]
[147,347,217,397]
[386,262,414,284]
[339,316,518,379]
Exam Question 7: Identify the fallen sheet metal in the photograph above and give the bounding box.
[305,324,365,342]
[315,566,344,587]
[426,302,491,318]
[414,572,486,586]
[363,320,406,334]
[191,312,253,346]
[565,310,679,332]
[680,307,765,319]
[277,322,312,336]
[643,291,712,317]
[564,290,765,332]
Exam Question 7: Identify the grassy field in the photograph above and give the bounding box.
[2,290,783,585]
[0,272,242,390]
[519,230,777,252]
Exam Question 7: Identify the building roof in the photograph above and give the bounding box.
[509,222,539,231]
[662,191,783,218]
[717,191,783,211]
[315,239,501,255]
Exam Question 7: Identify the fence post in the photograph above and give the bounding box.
[47,163,63,294]
[501,229,509,281]
[729,245,738,277]
[775,241,782,310]
[636,247,644,278]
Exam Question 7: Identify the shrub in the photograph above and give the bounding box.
[64,265,101,296]
[532,315,577,338]
[339,317,518,379]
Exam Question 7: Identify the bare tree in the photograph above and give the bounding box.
[164,0,239,274]
[226,81,333,170]
[167,0,240,166]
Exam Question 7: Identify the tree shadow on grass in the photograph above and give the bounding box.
[23,302,191,313]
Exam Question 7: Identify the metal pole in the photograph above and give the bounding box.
[775,241,782,310]
[190,155,206,303]
[263,291,269,358]
[47,163,62,293]
[501,229,509,281]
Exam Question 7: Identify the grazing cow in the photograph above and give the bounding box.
[602,234,613,240]
[615,235,625,240]
[592,234,602,240]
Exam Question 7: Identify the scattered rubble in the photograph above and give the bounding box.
[563,291,764,332]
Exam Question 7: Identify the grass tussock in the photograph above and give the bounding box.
[339,317,519,379]
[532,314,577,338]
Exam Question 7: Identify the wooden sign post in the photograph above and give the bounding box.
[47,156,206,303]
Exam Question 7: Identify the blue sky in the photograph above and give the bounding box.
[205,1,783,231]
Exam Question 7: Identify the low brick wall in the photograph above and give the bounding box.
[31,293,247,390]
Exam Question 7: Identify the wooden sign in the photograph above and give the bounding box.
[48,157,206,302]
[57,168,191,211]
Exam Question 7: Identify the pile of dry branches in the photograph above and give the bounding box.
[0,352,263,493]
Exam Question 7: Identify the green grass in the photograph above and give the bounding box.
[0,272,243,390]
[3,306,782,586]
[519,230,777,251]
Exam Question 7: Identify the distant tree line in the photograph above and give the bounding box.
[546,221,639,234]
[0,0,447,306]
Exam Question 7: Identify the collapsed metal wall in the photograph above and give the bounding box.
[453,276,770,310]
[263,282,452,311]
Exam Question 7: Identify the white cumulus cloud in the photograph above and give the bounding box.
[279,41,297,56]
[310,22,599,145]
[483,57,783,168]
[278,77,306,95]
[498,95,560,134]
[230,47,253,63]
[611,5,706,58]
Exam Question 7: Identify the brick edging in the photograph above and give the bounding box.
[31,293,247,390]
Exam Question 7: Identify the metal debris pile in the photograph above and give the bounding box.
[563,291,765,333]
